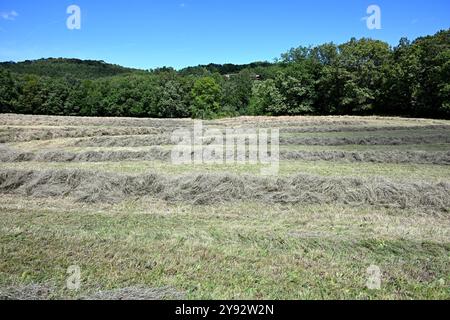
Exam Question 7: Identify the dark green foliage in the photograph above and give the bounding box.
[190,77,222,119]
[179,62,271,76]
[157,80,189,118]
[0,69,17,113]
[0,30,448,119]
[221,70,253,115]
[0,58,134,79]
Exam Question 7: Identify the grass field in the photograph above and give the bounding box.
[0,114,449,300]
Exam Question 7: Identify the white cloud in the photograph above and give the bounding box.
[0,10,18,21]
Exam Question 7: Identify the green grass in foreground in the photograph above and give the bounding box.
[1,160,449,182]
[0,196,448,300]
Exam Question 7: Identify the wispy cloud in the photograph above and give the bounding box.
[0,10,18,21]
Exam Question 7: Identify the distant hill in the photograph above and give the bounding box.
[0,58,138,79]
[179,62,272,76]
[0,58,273,79]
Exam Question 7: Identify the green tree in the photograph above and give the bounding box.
[0,69,18,113]
[413,30,450,117]
[222,70,253,115]
[337,38,391,114]
[249,79,286,116]
[157,80,189,118]
[190,77,222,119]
[380,38,420,116]
[16,75,44,114]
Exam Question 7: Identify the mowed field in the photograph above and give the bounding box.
[0,113,449,300]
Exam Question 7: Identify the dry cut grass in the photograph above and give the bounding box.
[0,114,449,300]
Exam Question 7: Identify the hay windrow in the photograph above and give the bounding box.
[0,145,171,162]
[210,118,372,127]
[0,113,371,128]
[280,124,450,134]
[69,135,174,148]
[280,134,450,146]
[1,145,449,165]
[3,124,448,144]
[0,113,193,128]
[0,126,168,143]
[83,286,186,300]
[0,284,54,300]
[0,284,185,300]
[280,150,450,165]
[66,133,450,148]
[0,169,448,211]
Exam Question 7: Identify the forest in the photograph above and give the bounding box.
[0,29,449,119]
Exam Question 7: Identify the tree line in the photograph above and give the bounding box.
[0,29,448,119]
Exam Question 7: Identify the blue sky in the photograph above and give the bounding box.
[0,0,449,70]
